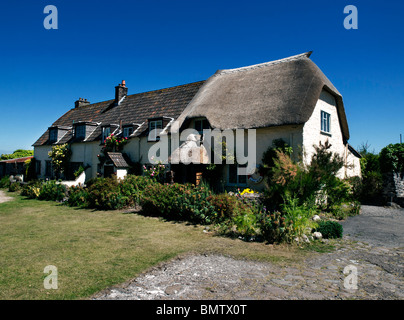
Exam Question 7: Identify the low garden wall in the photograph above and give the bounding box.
[383,172,404,207]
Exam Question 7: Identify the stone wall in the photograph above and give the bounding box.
[383,172,404,207]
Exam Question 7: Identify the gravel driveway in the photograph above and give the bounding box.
[94,205,404,300]
[341,205,404,248]
[0,190,12,204]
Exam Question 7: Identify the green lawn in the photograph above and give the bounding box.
[0,191,307,300]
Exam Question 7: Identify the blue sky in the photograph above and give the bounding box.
[0,0,403,155]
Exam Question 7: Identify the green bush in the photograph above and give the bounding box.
[280,195,318,239]
[86,177,128,210]
[379,143,404,173]
[73,166,85,178]
[21,180,42,199]
[313,220,343,239]
[8,182,21,192]
[206,193,239,222]
[231,209,259,238]
[120,174,156,205]
[66,186,89,207]
[259,210,293,243]
[38,180,67,202]
[0,176,10,189]
[173,184,216,224]
[141,183,179,218]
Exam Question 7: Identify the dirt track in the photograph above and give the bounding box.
[0,190,12,204]
[94,205,404,300]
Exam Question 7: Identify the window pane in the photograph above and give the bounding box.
[149,120,162,140]
[327,113,330,132]
[321,111,330,133]
[123,127,133,138]
[49,129,57,142]
[102,127,110,142]
[76,125,86,138]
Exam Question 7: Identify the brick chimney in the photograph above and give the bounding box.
[75,98,90,108]
[115,80,128,104]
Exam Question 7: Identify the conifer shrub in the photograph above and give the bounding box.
[313,220,343,239]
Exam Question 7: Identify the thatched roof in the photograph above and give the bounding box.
[175,52,349,140]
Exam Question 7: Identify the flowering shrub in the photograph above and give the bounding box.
[21,180,42,199]
[239,188,256,196]
[48,144,71,178]
[97,134,129,167]
[143,158,167,183]
[104,134,128,152]
[86,177,130,210]
[206,193,238,222]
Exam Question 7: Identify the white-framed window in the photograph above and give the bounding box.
[148,120,163,141]
[321,111,331,133]
[102,126,111,143]
[123,126,133,138]
[228,164,247,186]
[75,124,86,139]
[49,128,58,143]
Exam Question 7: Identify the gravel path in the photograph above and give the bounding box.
[341,205,404,247]
[0,190,12,204]
[94,205,404,300]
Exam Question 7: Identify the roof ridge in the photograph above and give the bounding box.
[216,51,313,76]
[126,80,206,97]
[72,80,206,110]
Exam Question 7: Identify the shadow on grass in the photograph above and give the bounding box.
[126,207,203,228]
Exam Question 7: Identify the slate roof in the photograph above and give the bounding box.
[33,81,206,146]
[106,152,130,168]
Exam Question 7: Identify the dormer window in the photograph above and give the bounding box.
[123,126,133,138]
[102,126,111,143]
[148,119,163,141]
[49,128,58,143]
[75,124,86,139]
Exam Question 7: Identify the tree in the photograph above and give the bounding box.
[379,143,404,173]
[0,149,34,160]
[48,144,71,179]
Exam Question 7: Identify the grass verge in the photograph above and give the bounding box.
[0,191,318,299]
